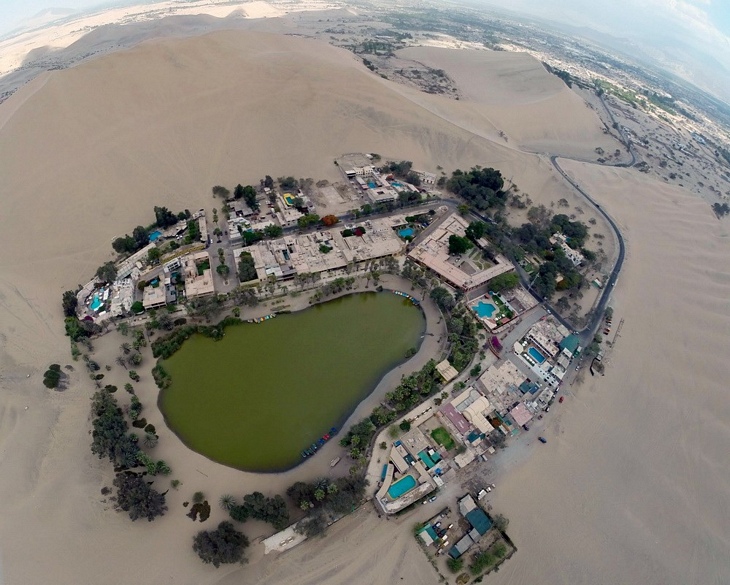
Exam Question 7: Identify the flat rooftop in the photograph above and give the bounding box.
[235,217,406,281]
[407,214,512,291]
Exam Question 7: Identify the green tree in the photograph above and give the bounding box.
[264,224,283,238]
[113,472,167,522]
[298,214,320,229]
[447,557,463,573]
[487,272,519,292]
[237,253,258,283]
[131,301,144,314]
[448,235,473,255]
[278,176,298,190]
[192,521,249,568]
[242,185,258,210]
[61,290,78,317]
[465,221,486,241]
[148,247,161,263]
[430,287,455,312]
[96,262,118,283]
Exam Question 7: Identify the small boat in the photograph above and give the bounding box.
[330,457,341,467]
[318,438,325,446]
[329,427,338,435]
[323,434,330,441]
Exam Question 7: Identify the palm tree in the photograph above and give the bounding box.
[143,433,158,448]
[115,356,127,370]
[219,494,236,511]
[120,342,131,354]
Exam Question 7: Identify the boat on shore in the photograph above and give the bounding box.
[330,457,341,467]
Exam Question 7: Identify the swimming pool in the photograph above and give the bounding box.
[398,227,415,238]
[472,301,498,319]
[392,181,403,188]
[368,182,377,189]
[149,230,162,241]
[283,193,295,206]
[528,347,546,364]
[90,293,102,312]
[388,475,417,499]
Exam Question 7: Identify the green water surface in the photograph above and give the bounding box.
[159,292,425,471]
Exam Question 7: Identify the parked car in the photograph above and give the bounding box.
[538,436,547,444]
[559,396,565,403]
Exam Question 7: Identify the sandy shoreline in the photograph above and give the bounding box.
[0,28,728,585]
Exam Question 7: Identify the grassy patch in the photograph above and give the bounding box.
[431,427,455,450]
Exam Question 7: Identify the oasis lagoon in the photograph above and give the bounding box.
[159,292,425,472]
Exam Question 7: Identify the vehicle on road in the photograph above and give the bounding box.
[559,396,564,403]
[538,436,547,444]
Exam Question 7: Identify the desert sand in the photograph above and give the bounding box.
[0,27,728,585]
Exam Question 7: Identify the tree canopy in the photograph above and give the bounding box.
[96,262,118,283]
[113,472,167,522]
[193,521,249,567]
[446,167,506,211]
[112,225,149,255]
[448,234,473,255]
[487,272,519,292]
[62,290,78,318]
[237,253,258,283]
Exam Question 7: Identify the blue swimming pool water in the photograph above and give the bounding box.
[472,301,497,319]
[392,181,403,188]
[388,475,417,499]
[528,347,546,364]
[90,294,102,311]
[368,182,377,189]
[149,230,162,241]
[398,227,415,238]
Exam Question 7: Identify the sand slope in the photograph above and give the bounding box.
[397,47,618,157]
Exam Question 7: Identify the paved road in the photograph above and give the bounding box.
[549,155,626,346]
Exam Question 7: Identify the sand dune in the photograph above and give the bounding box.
[0,28,727,585]
[397,47,618,157]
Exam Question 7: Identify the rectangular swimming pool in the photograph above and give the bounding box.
[528,347,546,364]
[388,475,417,499]
[398,227,415,238]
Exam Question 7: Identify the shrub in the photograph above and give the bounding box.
[144,424,156,434]
[399,420,411,432]
[447,557,463,573]
[188,500,211,522]
[193,491,205,504]
[43,366,62,388]
[192,521,249,567]
[132,418,147,428]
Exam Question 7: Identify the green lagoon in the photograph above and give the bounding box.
[159,292,425,472]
